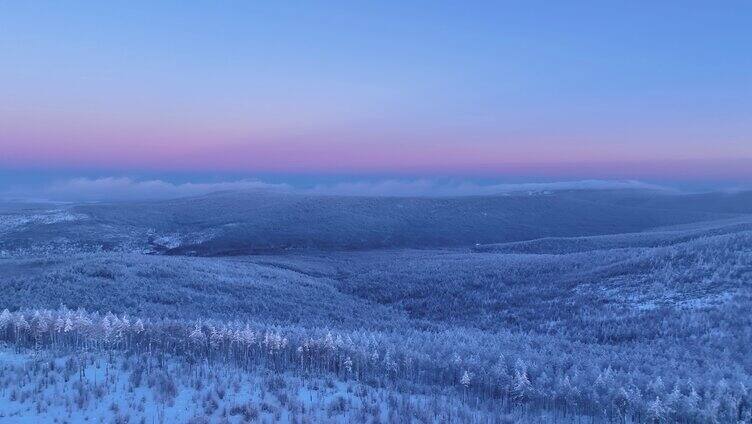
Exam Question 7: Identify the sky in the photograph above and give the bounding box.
[1,1,751,196]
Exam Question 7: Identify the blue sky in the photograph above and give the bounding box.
[1,1,750,191]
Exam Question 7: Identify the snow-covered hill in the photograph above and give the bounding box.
[1,190,751,422]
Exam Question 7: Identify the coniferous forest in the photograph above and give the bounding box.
[0,189,751,422]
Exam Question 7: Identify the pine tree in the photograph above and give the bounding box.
[64,317,74,333]
[648,396,667,423]
[133,319,145,334]
[512,370,532,402]
[189,324,206,345]
[54,316,65,333]
[684,385,701,414]
[0,309,11,334]
[344,356,353,375]
[461,370,472,388]
[666,384,681,418]
[461,370,473,401]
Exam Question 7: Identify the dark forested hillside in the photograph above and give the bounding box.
[2,189,744,255]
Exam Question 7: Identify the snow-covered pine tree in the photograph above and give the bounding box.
[512,370,532,403]
[647,396,667,423]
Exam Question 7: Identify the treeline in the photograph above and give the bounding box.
[1,306,749,423]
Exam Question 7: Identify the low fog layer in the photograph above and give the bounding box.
[1,176,676,202]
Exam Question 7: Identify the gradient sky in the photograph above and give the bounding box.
[1,1,751,181]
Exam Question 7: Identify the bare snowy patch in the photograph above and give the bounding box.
[0,210,87,234]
